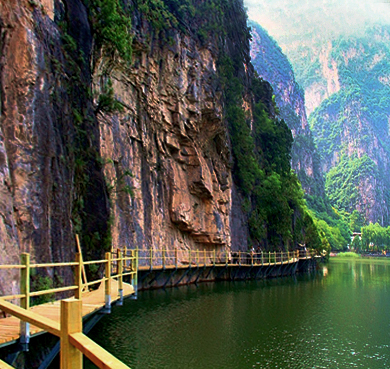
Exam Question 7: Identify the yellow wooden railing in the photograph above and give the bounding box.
[0,249,138,369]
[0,298,129,369]
[135,248,315,269]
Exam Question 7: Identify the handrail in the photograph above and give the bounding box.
[0,252,137,302]
[0,248,138,369]
[0,298,130,369]
[69,332,130,369]
[0,359,15,369]
[0,299,60,336]
[135,248,311,269]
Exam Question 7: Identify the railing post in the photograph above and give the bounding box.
[189,249,192,266]
[60,299,82,369]
[75,253,82,300]
[196,250,199,267]
[175,248,178,268]
[274,251,276,265]
[204,249,206,266]
[150,247,153,271]
[251,252,254,266]
[118,250,124,305]
[124,246,128,275]
[261,251,263,266]
[132,249,138,300]
[162,249,166,269]
[239,251,241,266]
[104,252,112,313]
[225,250,228,265]
[213,249,216,266]
[20,253,30,351]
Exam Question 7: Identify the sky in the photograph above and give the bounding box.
[244,0,390,44]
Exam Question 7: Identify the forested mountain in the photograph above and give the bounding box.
[246,0,390,227]
[309,26,390,225]
[248,20,350,250]
[249,21,326,211]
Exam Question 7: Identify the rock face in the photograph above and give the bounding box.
[249,21,326,203]
[0,0,256,293]
[99,30,233,257]
[0,0,77,295]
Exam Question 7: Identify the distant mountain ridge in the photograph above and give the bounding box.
[309,25,390,224]
[248,7,390,226]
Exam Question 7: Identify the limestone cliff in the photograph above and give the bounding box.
[0,0,255,293]
[0,0,323,295]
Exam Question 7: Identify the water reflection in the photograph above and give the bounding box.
[86,260,390,368]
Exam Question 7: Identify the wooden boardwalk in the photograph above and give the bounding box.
[0,280,134,347]
[138,260,297,272]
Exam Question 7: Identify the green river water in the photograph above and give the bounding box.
[86,259,390,368]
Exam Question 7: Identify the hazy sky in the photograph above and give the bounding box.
[244,0,390,42]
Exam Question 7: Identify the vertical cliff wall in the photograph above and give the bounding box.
[0,0,257,294]
[0,0,79,295]
[0,0,322,295]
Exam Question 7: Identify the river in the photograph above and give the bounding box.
[86,259,390,368]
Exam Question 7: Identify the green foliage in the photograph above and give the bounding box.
[218,52,323,251]
[106,169,135,197]
[86,0,133,68]
[361,222,390,251]
[30,272,54,306]
[96,78,124,115]
[325,154,377,213]
[336,252,361,258]
[349,210,365,233]
[137,0,178,31]
[315,218,348,251]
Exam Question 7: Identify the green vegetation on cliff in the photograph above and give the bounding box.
[249,20,351,251]
[218,54,326,252]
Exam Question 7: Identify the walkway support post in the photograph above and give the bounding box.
[20,253,30,351]
[118,250,124,305]
[75,253,83,300]
[104,252,112,313]
[60,299,82,369]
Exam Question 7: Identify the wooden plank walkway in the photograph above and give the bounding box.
[0,280,134,346]
[137,259,301,271]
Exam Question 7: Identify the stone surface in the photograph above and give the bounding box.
[0,0,253,295]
